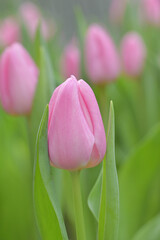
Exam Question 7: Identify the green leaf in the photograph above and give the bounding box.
[34,105,68,240]
[132,214,160,240]
[119,123,160,240]
[29,45,56,153]
[88,101,119,240]
[88,170,102,221]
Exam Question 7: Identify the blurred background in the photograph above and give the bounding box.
[0,0,160,239]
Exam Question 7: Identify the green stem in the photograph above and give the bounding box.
[97,84,108,130]
[70,171,86,240]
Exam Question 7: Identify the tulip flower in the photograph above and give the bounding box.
[19,2,54,40]
[48,75,106,170]
[0,43,39,115]
[109,0,127,24]
[0,17,20,48]
[142,0,160,26]
[121,32,146,77]
[85,24,120,84]
[61,41,80,79]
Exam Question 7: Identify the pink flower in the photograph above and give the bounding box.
[48,76,106,170]
[109,0,127,24]
[85,24,120,84]
[142,0,160,26]
[61,41,80,79]
[0,17,20,48]
[0,43,39,115]
[121,32,146,77]
[19,2,54,40]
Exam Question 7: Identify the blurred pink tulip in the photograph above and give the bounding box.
[109,0,127,24]
[121,32,146,77]
[142,0,160,26]
[0,17,20,48]
[0,43,39,115]
[48,75,106,170]
[61,41,80,79]
[85,24,120,84]
[19,2,54,40]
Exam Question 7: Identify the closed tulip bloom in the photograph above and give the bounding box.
[109,0,126,24]
[121,32,146,77]
[61,41,80,79]
[85,24,120,84]
[0,43,39,115]
[142,0,160,26]
[48,76,106,170]
[0,17,20,48]
[19,2,54,40]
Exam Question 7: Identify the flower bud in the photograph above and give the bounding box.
[0,43,39,115]
[61,41,80,79]
[121,32,146,77]
[0,17,20,48]
[109,0,126,24]
[19,2,41,39]
[142,0,160,26]
[85,24,120,84]
[48,75,106,170]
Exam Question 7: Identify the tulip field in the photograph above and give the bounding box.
[1,0,160,240]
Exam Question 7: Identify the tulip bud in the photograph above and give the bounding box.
[85,24,120,84]
[0,43,39,115]
[121,32,146,77]
[142,0,160,26]
[48,75,106,170]
[19,2,54,40]
[0,17,20,48]
[61,41,80,79]
[109,0,126,24]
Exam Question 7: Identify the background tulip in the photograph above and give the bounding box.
[142,0,160,26]
[19,2,54,40]
[109,0,127,24]
[121,32,146,77]
[48,75,106,170]
[0,17,20,48]
[0,43,39,115]
[85,24,120,84]
[61,41,80,79]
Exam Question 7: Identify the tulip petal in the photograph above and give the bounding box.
[78,80,106,167]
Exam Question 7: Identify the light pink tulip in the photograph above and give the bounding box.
[121,32,146,77]
[48,75,106,170]
[0,43,39,115]
[0,17,20,48]
[85,24,120,84]
[19,2,54,40]
[61,41,80,79]
[109,0,127,24]
[142,0,160,26]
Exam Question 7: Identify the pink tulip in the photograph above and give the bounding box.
[109,0,127,24]
[121,32,146,77]
[0,43,39,115]
[0,17,20,48]
[61,41,80,79]
[19,2,54,40]
[48,75,106,170]
[142,0,160,26]
[85,24,120,84]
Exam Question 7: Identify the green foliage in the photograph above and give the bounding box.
[88,102,119,240]
[119,124,160,240]
[34,106,68,240]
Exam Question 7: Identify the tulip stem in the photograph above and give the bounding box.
[70,170,86,240]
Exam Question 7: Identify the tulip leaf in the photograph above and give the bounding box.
[132,214,160,240]
[34,105,68,240]
[119,123,160,240]
[30,44,56,153]
[88,101,119,240]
